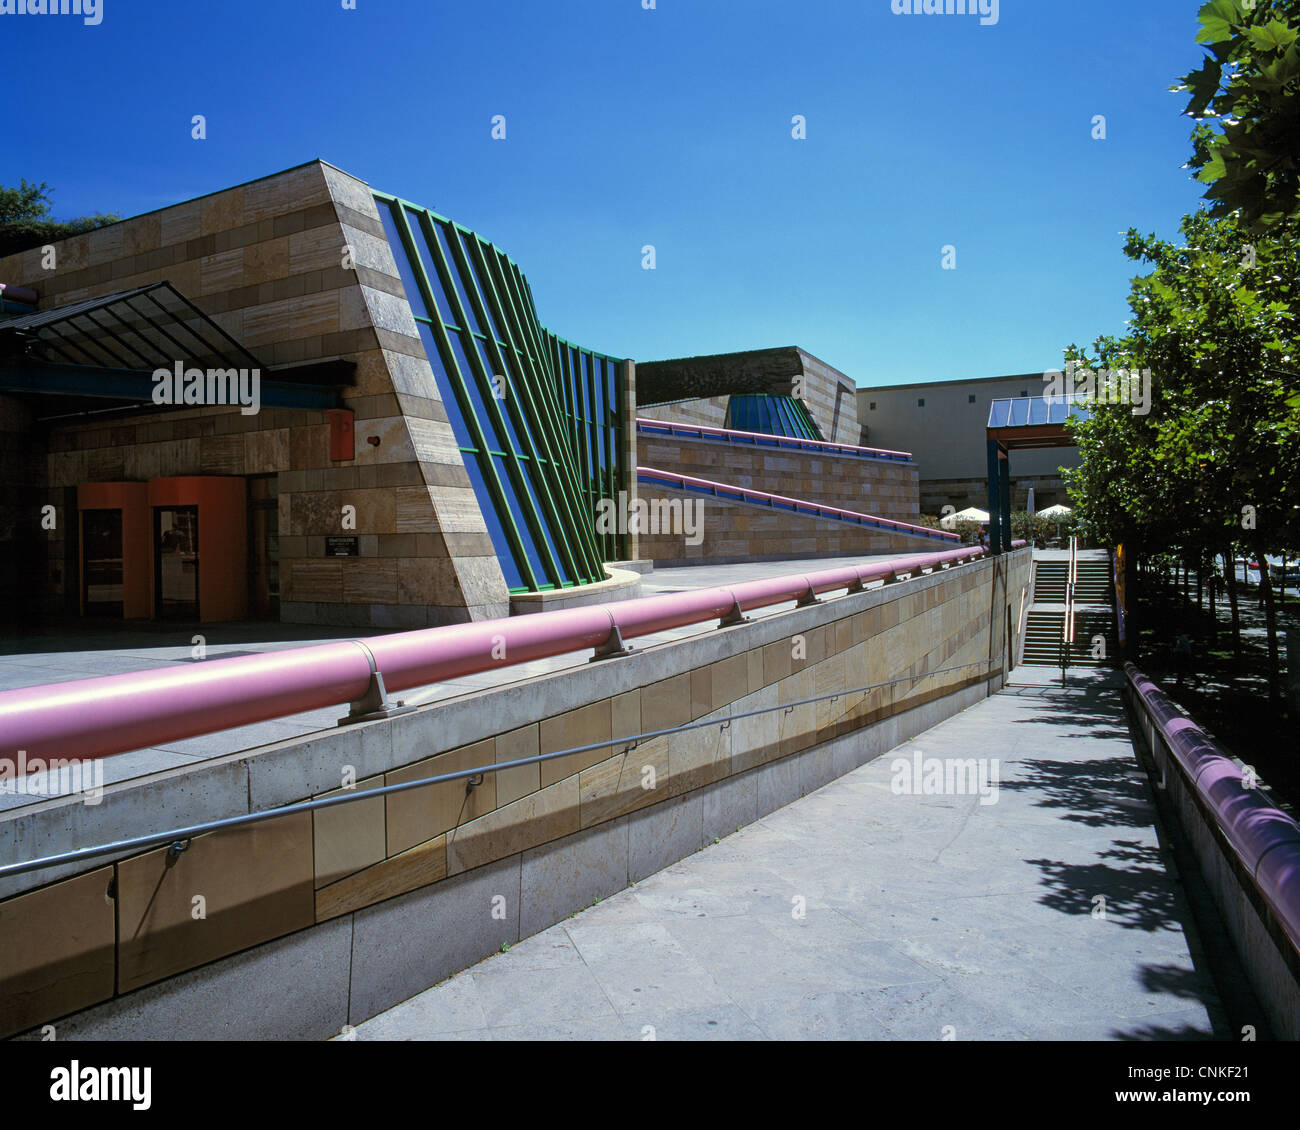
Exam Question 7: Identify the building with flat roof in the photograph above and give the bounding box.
[857,373,1081,516]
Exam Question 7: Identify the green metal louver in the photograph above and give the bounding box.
[374,193,626,592]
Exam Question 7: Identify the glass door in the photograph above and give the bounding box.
[82,509,123,617]
[154,506,199,620]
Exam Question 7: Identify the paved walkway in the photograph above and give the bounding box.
[0,555,903,808]
[349,667,1229,1041]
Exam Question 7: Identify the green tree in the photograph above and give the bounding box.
[0,179,119,258]
[1175,0,1300,230]
[1064,210,1300,690]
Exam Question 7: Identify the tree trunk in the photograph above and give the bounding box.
[1254,539,1281,702]
[1206,552,1217,649]
[1126,546,1141,661]
[1224,549,1241,660]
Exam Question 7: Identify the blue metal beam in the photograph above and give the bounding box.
[0,362,343,410]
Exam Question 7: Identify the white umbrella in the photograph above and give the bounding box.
[1038,504,1072,519]
[940,507,990,529]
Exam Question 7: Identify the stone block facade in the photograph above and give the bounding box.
[0,160,510,627]
[635,487,944,566]
[638,432,920,519]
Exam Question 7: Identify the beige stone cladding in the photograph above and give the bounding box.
[796,349,859,445]
[0,160,510,626]
[638,433,919,521]
[638,396,729,428]
[635,485,947,566]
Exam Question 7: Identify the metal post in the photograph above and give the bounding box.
[999,449,1012,554]
[986,439,1002,555]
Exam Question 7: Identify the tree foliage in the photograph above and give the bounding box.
[1065,210,1300,562]
[0,179,119,258]
[1174,0,1300,230]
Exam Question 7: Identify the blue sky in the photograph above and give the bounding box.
[1,0,1211,387]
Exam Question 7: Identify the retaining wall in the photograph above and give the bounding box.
[0,548,1032,1039]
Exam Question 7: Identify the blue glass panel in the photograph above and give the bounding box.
[517,466,573,584]
[460,230,507,344]
[988,400,1010,427]
[492,454,550,585]
[498,347,542,455]
[405,210,454,325]
[461,454,524,589]
[433,222,484,336]
[378,204,430,321]
[474,337,524,454]
[573,347,588,420]
[1028,397,1049,425]
[446,330,503,452]
[415,322,473,448]
[590,354,608,470]
[1048,397,1068,424]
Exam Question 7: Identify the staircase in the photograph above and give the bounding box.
[1020,552,1116,668]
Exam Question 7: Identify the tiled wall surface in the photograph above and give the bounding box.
[638,433,920,519]
[0,549,1031,1039]
[0,160,510,627]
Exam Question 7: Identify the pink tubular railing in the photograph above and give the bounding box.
[0,544,1029,765]
[636,417,913,462]
[637,467,959,542]
[1124,663,1300,955]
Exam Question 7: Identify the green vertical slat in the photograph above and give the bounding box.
[442,224,567,588]
[376,191,621,588]
[461,232,589,586]
[407,206,540,590]
[485,254,602,581]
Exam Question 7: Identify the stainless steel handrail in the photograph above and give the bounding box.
[0,660,996,882]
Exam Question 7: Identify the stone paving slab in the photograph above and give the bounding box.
[348,668,1228,1041]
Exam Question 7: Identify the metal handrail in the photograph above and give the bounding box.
[636,417,913,462]
[1,543,1013,763]
[1125,662,1300,953]
[636,467,959,542]
[1060,536,1077,686]
[0,660,997,881]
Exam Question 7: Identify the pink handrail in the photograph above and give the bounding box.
[636,417,913,461]
[0,543,1024,764]
[1125,662,1300,953]
[637,467,958,541]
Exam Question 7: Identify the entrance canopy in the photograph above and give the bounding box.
[0,281,352,418]
[986,394,1090,552]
